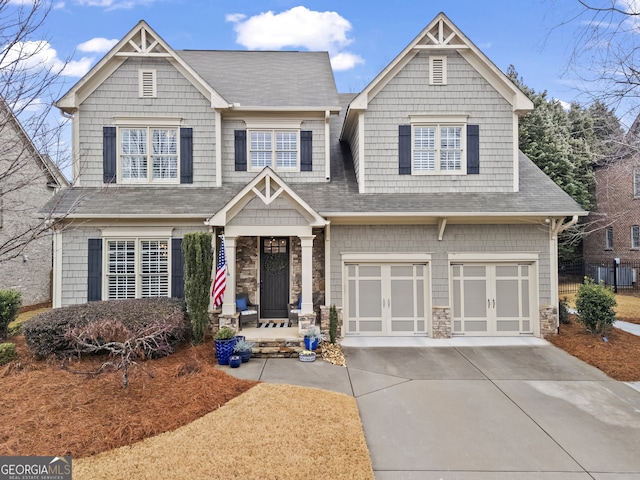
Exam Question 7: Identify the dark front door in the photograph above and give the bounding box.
[260,237,290,319]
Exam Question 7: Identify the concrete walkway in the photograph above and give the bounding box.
[220,341,640,479]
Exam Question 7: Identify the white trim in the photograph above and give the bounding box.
[114,116,182,126]
[448,252,539,262]
[225,225,312,237]
[513,116,519,192]
[215,110,222,187]
[410,113,469,124]
[101,226,174,237]
[245,119,303,129]
[325,110,331,180]
[342,252,432,262]
[358,111,365,193]
[53,229,63,308]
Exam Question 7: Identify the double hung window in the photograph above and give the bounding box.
[120,126,179,183]
[632,225,640,249]
[250,130,298,171]
[605,226,614,250]
[413,124,464,173]
[106,238,170,299]
[634,170,640,199]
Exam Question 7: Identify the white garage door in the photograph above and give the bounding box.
[345,263,429,336]
[451,263,534,336]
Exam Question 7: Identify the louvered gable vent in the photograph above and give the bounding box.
[139,69,157,98]
[429,56,447,85]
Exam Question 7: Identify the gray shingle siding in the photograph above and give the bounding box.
[228,196,308,226]
[362,50,514,193]
[79,57,217,187]
[329,224,551,310]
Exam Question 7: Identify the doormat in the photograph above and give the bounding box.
[259,322,289,328]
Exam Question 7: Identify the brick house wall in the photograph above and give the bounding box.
[583,154,640,264]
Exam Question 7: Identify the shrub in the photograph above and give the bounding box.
[575,277,617,335]
[214,326,235,340]
[329,304,338,344]
[182,232,213,344]
[0,342,17,365]
[559,297,570,325]
[0,289,22,341]
[22,298,187,359]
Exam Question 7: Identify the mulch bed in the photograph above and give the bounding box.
[547,317,640,382]
[0,335,257,458]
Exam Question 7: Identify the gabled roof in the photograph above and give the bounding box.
[55,20,229,113]
[1,97,69,188]
[178,50,341,111]
[206,167,328,227]
[342,12,533,136]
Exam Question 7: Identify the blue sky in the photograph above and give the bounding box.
[36,0,589,106]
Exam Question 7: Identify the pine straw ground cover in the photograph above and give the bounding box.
[1,334,373,479]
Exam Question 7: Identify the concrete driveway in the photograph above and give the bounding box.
[220,342,640,479]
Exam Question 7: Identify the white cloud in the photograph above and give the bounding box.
[1,40,91,78]
[77,37,118,53]
[330,52,364,71]
[75,0,156,10]
[227,6,364,70]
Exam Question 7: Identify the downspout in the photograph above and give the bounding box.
[549,215,579,333]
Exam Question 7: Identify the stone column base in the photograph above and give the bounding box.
[432,306,452,339]
[540,305,558,336]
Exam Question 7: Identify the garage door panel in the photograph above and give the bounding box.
[453,262,535,336]
[346,263,429,336]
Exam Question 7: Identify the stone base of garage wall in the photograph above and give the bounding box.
[539,305,558,336]
[432,306,452,339]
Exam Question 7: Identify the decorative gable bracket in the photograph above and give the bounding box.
[414,18,469,50]
[115,26,171,57]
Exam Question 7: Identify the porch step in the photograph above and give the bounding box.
[240,326,307,358]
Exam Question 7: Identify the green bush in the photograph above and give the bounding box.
[182,232,213,344]
[559,297,570,325]
[0,342,17,365]
[0,289,22,341]
[329,304,338,344]
[22,298,187,359]
[575,277,617,335]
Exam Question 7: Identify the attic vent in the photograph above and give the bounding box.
[139,69,157,98]
[429,56,447,85]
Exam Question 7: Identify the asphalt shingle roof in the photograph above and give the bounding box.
[177,50,341,109]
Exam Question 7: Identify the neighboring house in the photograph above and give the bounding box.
[0,98,69,306]
[583,115,640,265]
[46,13,585,338]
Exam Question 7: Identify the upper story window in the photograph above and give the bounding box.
[249,130,298,171]
[413,124,465,174]
[605,226,614,250]
[119,126,179,183]
[634,170,640,199]
[104,119,191,185]
[632,225,640,249]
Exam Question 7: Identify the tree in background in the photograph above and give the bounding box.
[182,233,213,344]
[507,66,623,260]
[0,0,71,264]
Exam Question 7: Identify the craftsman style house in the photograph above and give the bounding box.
[0,98,68,306]
[46,13,585,338]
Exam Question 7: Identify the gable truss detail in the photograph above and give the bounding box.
[414,18,469,50]
[115,27,171,57]
[252,176,284,206]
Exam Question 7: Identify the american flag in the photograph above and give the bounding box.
[212,235,227,308]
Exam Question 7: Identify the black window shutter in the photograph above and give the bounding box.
[180,128,193,184]
[103,126,117,184]
[171,238,184,299]
[87,239,103,302]
[234,130,247,171]
[300,130,313,171]
[398,125,411,175]
[467,124,480,174]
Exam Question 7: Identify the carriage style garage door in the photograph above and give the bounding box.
[451,263,534,336]
[345,263,429,336]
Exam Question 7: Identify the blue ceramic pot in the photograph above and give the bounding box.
[229,355,242,368]
[304,337,319,351]
[215,338,236,365]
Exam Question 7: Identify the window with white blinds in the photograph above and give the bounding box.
[106,239,169,299]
